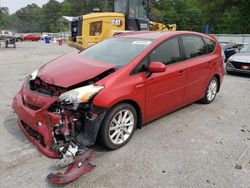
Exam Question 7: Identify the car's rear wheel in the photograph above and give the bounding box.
[99,103,137,150]
[201,77,218,104]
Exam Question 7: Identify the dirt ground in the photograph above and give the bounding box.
[0,41,249,188]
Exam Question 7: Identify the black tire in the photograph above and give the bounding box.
[99,103,137,150]
[226,70,233,75]
[201,77,219,104]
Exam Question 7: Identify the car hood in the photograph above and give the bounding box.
[38,52,116,88]
[229,53,250,63]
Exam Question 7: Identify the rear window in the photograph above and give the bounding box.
[181,35,206,59]
[203,37,216,53]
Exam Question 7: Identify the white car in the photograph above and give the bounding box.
[226,44,250,74]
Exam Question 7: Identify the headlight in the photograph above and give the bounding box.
[227,58,232,64]
[58,84,104,104]
[30,70,38,80]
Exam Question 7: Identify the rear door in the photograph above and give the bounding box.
[180,35,214,103]
[145,37,186,121]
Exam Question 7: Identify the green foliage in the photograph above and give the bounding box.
[0,0,249,33]
[15,4,43,32]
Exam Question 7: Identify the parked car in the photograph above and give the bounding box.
[226,44,250,74]
[0,30,13,39]
[0,30,17,47]
[220,42,248,62]
[13,33,24,42]
[23,34,41,41]
[12,31,224,159]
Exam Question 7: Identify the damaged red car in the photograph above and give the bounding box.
[12,31,224,184]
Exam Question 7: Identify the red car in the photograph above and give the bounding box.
[23,34,41,41]
[12,31,224,170]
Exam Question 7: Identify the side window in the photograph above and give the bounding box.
[89,21,102,36]
[181,35,206,59]
[149,38,181,65]
[131,56,149,75]
[203,37,216,53]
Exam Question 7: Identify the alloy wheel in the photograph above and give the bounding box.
[207,79,217,101]
[109,109,135,145]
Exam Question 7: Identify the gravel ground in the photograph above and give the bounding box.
[0,41,249,188]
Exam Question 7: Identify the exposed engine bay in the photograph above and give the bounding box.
[12,68,116,184]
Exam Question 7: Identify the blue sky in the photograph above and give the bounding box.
[0,0,63,14]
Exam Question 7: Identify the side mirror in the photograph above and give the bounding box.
[148,62,166,73]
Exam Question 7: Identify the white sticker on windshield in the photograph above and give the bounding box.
[132,41,151,45]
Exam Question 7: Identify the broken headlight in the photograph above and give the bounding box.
[58,85,104,108]
[30,69,38,80]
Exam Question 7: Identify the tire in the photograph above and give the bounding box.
[226,70,233,75]
[99,103,137,150]
[201,77,218,104]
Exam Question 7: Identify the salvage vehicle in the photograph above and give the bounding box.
[12,31,224,184]
[226,44,250,74]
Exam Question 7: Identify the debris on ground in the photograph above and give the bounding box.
[241,129,246,133]
[235,163,242,170]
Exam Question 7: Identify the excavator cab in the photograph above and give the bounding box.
[114,0,149,31]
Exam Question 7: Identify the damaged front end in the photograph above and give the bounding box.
[12,71,110,184]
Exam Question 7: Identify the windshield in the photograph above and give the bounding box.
[129,0,148,19]
[80,38,153,66]
[114,0,127,14]
[239,44,250,53]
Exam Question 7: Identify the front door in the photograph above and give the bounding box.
[145,37,186,121]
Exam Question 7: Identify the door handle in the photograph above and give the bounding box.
[135,84,144,88]
[177,70,184,77]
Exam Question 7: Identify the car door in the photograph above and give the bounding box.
[180,35,213,103]
[145,37,186,121]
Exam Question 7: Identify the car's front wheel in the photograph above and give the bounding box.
[99,103,137,150]
[201,77,218,104]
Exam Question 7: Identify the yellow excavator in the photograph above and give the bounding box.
[68,0,176,50]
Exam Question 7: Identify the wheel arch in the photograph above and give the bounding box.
[110,99,143,129]
[213,74,221,92]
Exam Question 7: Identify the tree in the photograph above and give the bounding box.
[41,0,62,32]
[15,4,43,32]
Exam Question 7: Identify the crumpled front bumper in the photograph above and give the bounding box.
[12,89,61,158]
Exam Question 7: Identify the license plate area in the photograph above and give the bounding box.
[241,65,250,70]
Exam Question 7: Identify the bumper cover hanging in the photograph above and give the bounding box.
[47,150,95,185]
